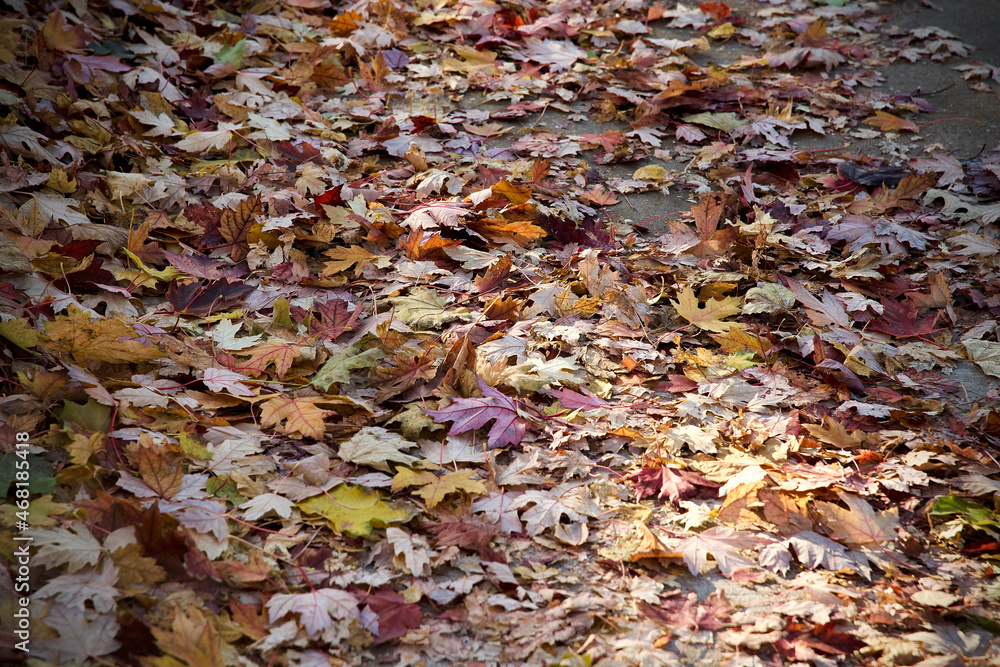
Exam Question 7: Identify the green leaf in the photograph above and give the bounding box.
[178,432,213,461]
[389,287,476,329]
[930,495,1000,530]
[0,453,55,496]
[298,484,414,537]
[207,476,248,504]
[312,343,384,391]
[270,296,296,329]
[61,398,112,433]
[682,112,748,134]
[217,39,246,68]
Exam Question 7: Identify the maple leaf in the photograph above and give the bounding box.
[864,111,919,133]
[35,561,120,613]
[148,605,225,667]
[298,484,414,537]
[259,395,329,440]
[40,306,163,364]
[963,340,1000,378]
[814,494,898,549]
[674,526,768,576]
[628,466,718,506]
[641,590,734,632]
[240,340,303,379]
[783,530,872,578]
[423,377,530,448]
[358,587,423,643]
[390,287,476,329]
[31,521,103,573]
[200,367,256,397]
[507,483,601,536]
[166,279,254,316]
[671,286,744,333]
[312,342,384,390]
[239,493,295,521]
[548,386,610,410]
[392,468,487,508]
[868,299,941,338]
[266,588,359,634]
[36,605,120,664]
[475,255,513,294]
[467,218,547,246]
[779,276,851,329]
[322,245,386,277]
[338,426,420,471]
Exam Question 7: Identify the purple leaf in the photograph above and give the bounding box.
[548,386,610,410]
[423,378,528,448]
[381,48,409,69]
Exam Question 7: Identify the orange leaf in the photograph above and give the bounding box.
[863,111,918,133]
[240,341,303,379]
[467,218,546,246]
[259,395,329,439]
[399,228,461,260]
[491,180,533,205]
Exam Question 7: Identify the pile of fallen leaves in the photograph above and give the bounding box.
[1,0,999,665]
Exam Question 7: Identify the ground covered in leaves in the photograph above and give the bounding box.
[2,0,1000,665]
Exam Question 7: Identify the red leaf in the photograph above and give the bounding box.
[867,299,941,338]
[358,588,422,644]
[628,466,719,506]
[423,377,529,448]
[641,589,734,632]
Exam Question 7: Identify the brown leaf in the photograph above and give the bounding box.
[475,255,513,294]
[128,435,183,499]
[813,493,898,549]
[219,195,262,261]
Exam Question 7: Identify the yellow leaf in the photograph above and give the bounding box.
[46,167,77,194]
[711,326,771,354]
[298,484,414,537]
[0,317,39,349]
[391,468,487,508]
[490,179,533,205]
[632,164,670,181]
[123,248,183,282]
[40,306,162,364]
[671,286,745,333]
[469,218,547,246]
[708,22,736,39]
[322,245,378,277]
[259,395,328,439]
[111,543,166,590]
